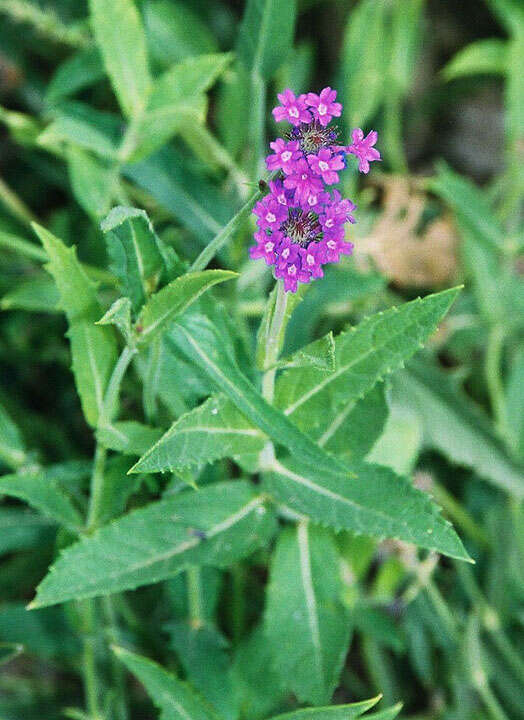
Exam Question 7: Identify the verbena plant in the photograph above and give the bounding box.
[0,1,523,719]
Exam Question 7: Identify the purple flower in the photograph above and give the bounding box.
[266,139,301,175]
[307,148,345,185]
[345,129,381,173]
[283,159,324,204]
[305,87,342,127]
[272,89,312,127]
[250,89,380,292]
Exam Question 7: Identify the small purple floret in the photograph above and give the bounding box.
[250,89,380,292]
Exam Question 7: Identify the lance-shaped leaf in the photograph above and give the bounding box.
[131,394,266,473]
[0,402,27,470]
[265,523,351,705]
[34,223,117,427]
[275,288,460,436]
[442,39,507,80]
[30,482,275,607]
[0,467,83,532]
[136,270,238,347]
[89,0,151,118]
[101,206,165,312]
[268,696,382,720]
[114,646,221,720]
[264,457,471,561]
[1,274,60,313]
[237,0,297,79]
[97,421,163,456]
[392,361,524,498]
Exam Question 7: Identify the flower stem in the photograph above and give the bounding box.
[485,324,509,442]
[79,599,103,720]
[187,566,203,629]
[261,280,288,404]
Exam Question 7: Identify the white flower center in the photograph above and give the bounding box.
[306,254,315,266]
[277,193,287,205]
[318,103,327,116]
[288,265,297,276]
[308,195,317,206]
[281,151,292,162]
[265,242,274,252]
[325,218,334,228]
[282,248,290,258]
[327,240,336,249]
[301,173,308,180]
[318,160,329,172]
[289,107,299,118]
[266,212,276,223]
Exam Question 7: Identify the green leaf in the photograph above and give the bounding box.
[506,346,524,460]
[0,508,56,556]
[101,206,165,312]
[0,643,23,666]
[237,0,297,79]
[134,53,233,160]
[276,332,335,372]
[67,146,117,218]
[31,482,275,607]
[392,360,524,498]
[342,0,389,127]
[131,394,266,473]
[89,0,151,118]
[39,105,121,158]
[96,297,133,342]
[388,0,423,94]
[0,402,27,470]
[366,399,422,476]
[0,603,80,659]
[96,421,163,456]
[145,0,218,66]
[96,455,143,526]
[114,646,221,720]
[33,223,118,427]
[275,288,461,436]
[46,47,105,103]
[364,705,402,720]
[264,457,471,560]
[442,39,507,80]
[506,28,524,150]
[1,274,60,313]
[136,270,238,347]
[167,622,237,720]
[265,523,351,705]
[0,466,83,532]
[268,696,382,720]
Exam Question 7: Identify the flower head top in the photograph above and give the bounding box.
[251,88,380,292]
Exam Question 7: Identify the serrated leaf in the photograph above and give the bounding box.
[101,206,165,312]
[96,297,133,342]
[265,523,351,705]
[392,360,524,498]
[1,275,60,313]
[114,646,221,720]
[275,288,461,436]
[442,39,507,80]
[264,457,471,561]
[237,0,297,79]
[275,332,335,372]
[131,394,266,473]
[0,467,83,532]
[136,270,238,346]
[89,0,151,118]
[31,482,275,607]
[268,696,382,720]
[97,421,163,456]
[33,223,118,427]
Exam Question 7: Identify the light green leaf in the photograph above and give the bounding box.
[342,0,389,128]
[67,146,117,218]
[114,646,221,720]
[101,206,165,312]
[46,47,105,103]
[89,0,151,118]
[96,421,163,456]
[366,400,422,476]
[268,696,382,720]
[506,28,524,150]
[265,523,351,705]
[145,0,218,66]
[33,223,118,427]
[136,270,238,347]
[167,622,237,720]
[31,482,275,607]
[237,0,297,79]
[264,457,471,560]
[442,39,507,80]
[0,402,27,470]
[275,332,335,372]
[506,347,524,460]
[131,394,265,473]
[38,113,119,159]
[96,297,133,342]
[275,288,461,436]
[388,0,423,93]
[1,275,60,313]
[134,53,233,160]
[392,361,524,498]
[0,467,83,532]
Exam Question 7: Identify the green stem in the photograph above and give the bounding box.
[79,600,103,720]
[100,345,137,427]
[261,280,288,403]
[485,324,509,442]
[187,566,203,629]
[431,481,490,549]
[0,174,38,228]
[86,443,108,534]
[101,597,128,720]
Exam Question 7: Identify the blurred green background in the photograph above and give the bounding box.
[0,0,523,719]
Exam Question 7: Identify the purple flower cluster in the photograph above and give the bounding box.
[250,88,380,292]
